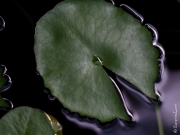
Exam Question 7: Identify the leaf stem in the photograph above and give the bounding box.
[155,103,164,135]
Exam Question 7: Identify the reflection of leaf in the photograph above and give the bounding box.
[0,106,54,135]
[34,0,159,122]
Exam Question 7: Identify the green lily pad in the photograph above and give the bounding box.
[0,106,55,135]
[34,0,159,122]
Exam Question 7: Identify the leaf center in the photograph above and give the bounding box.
[92,55,103,66]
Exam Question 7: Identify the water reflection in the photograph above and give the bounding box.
[0,16,5,31]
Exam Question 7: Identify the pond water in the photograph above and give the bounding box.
[0,0,180,135]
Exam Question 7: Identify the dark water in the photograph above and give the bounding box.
[0,0,180,135]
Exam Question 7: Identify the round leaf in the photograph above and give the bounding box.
[34,0,159,122]
[0,106,54,135]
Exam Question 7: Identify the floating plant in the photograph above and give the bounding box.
[1,0,180,135]
[34,0,163,123]
[0,106,61,135]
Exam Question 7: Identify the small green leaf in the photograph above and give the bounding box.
[34,0,159,122]
[0,94,9,108]
[0,66,9,108]
[0,66,7,91]
[0,106,55,135]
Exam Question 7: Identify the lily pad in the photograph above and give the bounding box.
[34,0,159,122]
[0,106,54,135]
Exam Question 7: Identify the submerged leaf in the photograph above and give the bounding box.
[0,94,9,108]
[34,0,159,122]
[0,66,9,108]
[0,66,7,91]
[0,106,54,135]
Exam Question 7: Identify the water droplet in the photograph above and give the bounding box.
[3,98,13,109]
[35,70,40,76]
[44,88,50,94]
[48,94,56,101]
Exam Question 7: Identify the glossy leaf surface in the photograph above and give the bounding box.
[0,106,54,135]
[34,0,159,122]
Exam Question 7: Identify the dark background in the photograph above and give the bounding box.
[0,0,180,134]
